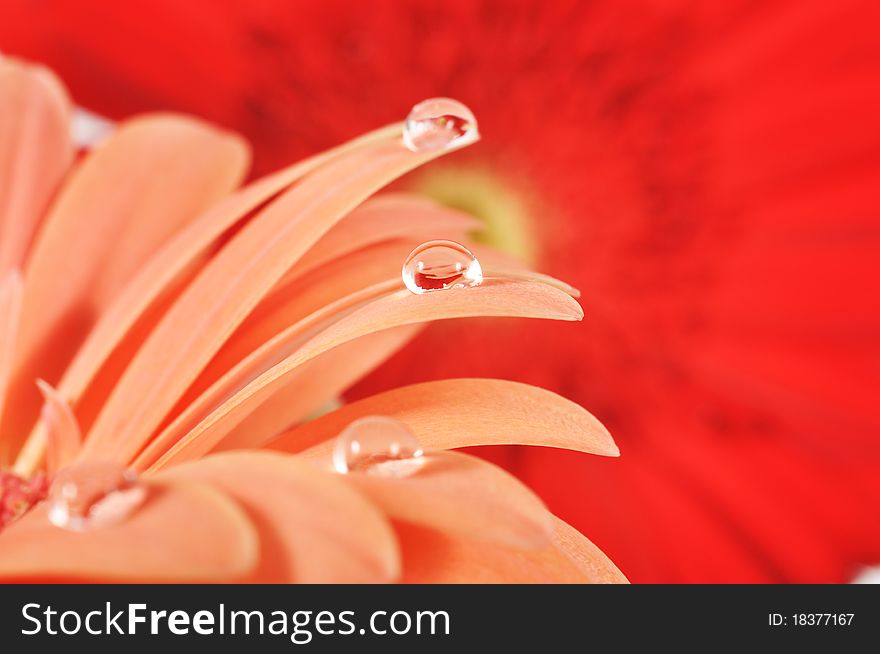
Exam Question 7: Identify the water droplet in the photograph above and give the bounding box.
[333,416,424,477]
[402,240,483,294]
[403,98,478,152]
[47,462,146,531]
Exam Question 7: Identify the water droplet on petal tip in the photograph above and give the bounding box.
[402,240,483,294]
[403,97,478,153]
[333,416,424,477]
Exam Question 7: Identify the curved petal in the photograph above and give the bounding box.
[179,241,527,411]
[395,517,627,584]
[185,241,427,406]
[0,59,73,275]
[83,126,477,462]
[286,192,481,282]
[335,450,553,549]
[270,378,617,457]
[551,516,629,584]
[0,479,259,582]
[216,324,423,452]
[135,281,396,470]
[158,452,400,583]
[18,114,249,361]
[5,114,249,457]
[35,379,81,475]
[12,124,402,475]
[141,278,582,471]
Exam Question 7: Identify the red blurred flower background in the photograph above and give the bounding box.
[2,0,877,582]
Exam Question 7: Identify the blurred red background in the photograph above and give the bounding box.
[2,0,878,582]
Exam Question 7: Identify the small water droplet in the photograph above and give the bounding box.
[403,98,478,152]
[402,240,483,294]
[47,462,146,531]
[333,416,424,477]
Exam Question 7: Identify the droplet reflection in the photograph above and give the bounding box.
[403,98,479,152]
[47,462,146,531]
[333,416,424,477]
[402,240,483,294]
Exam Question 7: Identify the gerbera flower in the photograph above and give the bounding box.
[5,0,875,584]
[0,58,626,582]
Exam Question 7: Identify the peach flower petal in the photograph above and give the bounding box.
[0,479,259,582]
[206,242,415,386]
[84,128,476,462]
[142,278,582,471]
[18,114,249,364]
[271,378,617,457]
[35,379,81,475]
[395,517,627,583]
[187,212,475,402]
[13,125,401,475]
[0,59,72,275]
[551,516,629,584]
[216,324,423,452]
[336,450,553,549]
[6,114,249,458]
[287,193,480,281]
[159,452,400,583]
[135,281,396,470]
[191,234,523,403]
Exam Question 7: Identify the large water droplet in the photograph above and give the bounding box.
[403,98,478,152]
[402,240,483,294]
[333,416,424,477]
[47,462,146,531]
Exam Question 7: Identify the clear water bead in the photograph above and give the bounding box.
[333,416,424,477]
[402,240,483,294]
[403,98,478,152]
[47,462,146,531]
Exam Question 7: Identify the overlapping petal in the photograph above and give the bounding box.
[81,127,479,463]
[0,479,259,582]
[35,380,81,475]
[0,59,72,276]
[141,279,583,471]
[160,452,400,583]
[217,325,423,452]
[394,518,627,584]
[13,124,403,474]
[6,113,250,459]
[271,378,617,457]
[0,55,624,584]
[335,450,554,549]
